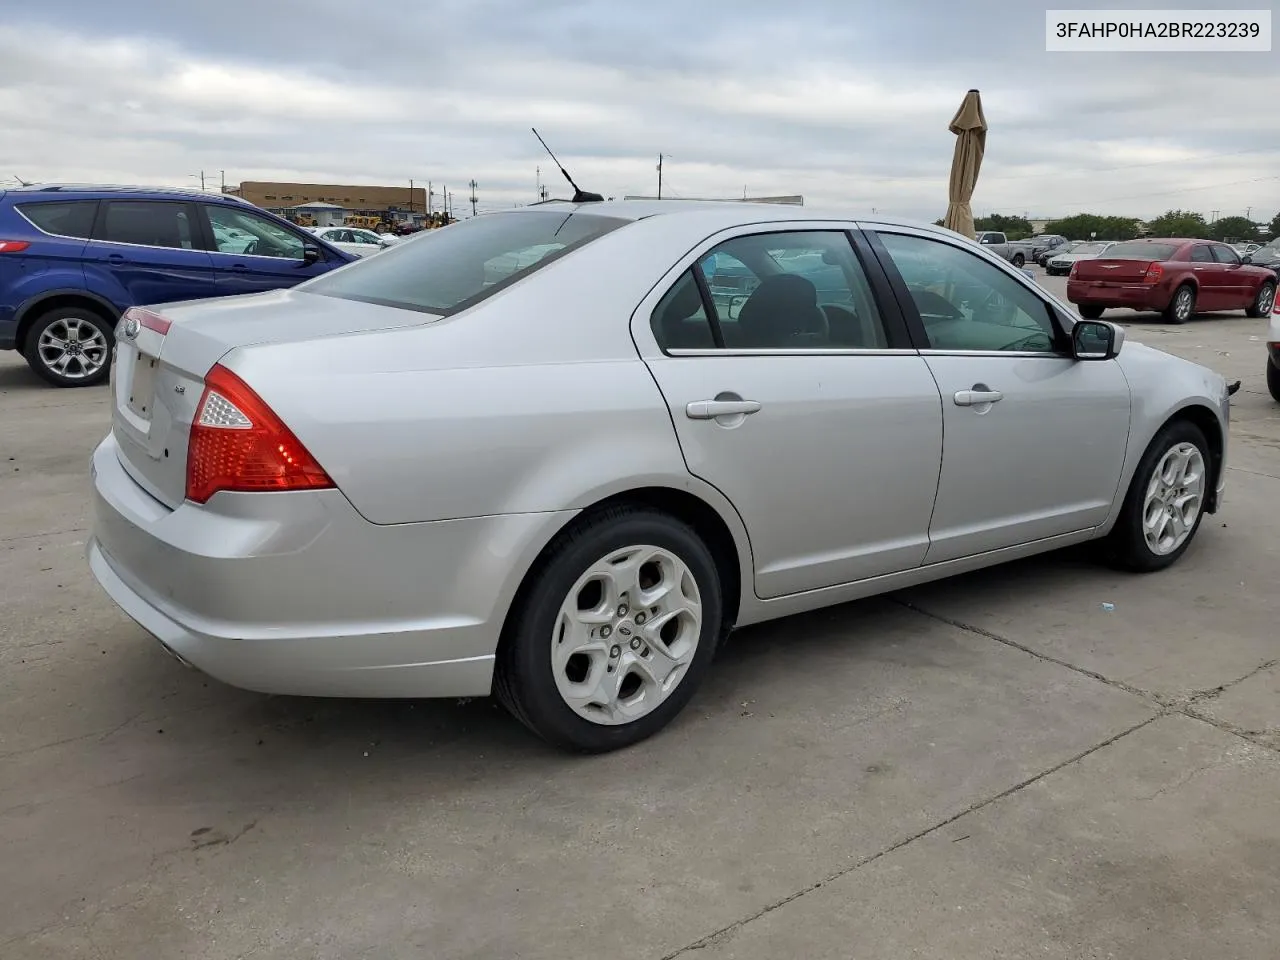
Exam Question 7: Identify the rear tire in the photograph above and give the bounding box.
[1101,420,1211,572]
[23,306,115,387]
[1268,358,1280,403]
[495,505,724,753]
[1078,305,1104,320]
[1164,283,1195,324]
[1012,254,1025,268]
[1245,281,1275,319]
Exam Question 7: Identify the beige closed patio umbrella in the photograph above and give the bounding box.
[943,89,987,240]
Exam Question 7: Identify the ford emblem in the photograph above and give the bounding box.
[122,317,140,339]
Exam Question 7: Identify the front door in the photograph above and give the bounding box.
[635,227,944,599]
[869,228,1132,564]
[201,204,337,296]
[84,200,216,307]
[1209,243,1252,307]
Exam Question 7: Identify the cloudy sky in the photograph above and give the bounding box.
[1,0,1276,222]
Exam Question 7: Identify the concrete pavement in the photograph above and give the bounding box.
[1,283,1277,958]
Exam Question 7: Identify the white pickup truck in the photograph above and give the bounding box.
[975,231,1027,268]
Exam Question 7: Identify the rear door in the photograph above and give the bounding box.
[84,200,216,307]
[867,226,1131,563]
[1187,243,1224,309]
[633,225,944,599]
[200,203,339,295]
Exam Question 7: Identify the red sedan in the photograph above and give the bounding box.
[1067,238,1277,323]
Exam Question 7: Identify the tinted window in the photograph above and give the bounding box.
[97,201,195,250]
[1070,242,1109,255]
[1189,245,1214,263]
[979,233,1006,245]
[877,232,1058,353]
[206,205,305,259]
[1210,245,1240,265]
[651,271,716,350]
[305,211,628,315]
[17,200,96,238]
[691,231,888,349]
[1104,241,1179,260]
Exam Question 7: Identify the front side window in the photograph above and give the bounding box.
[876,232,1058,353]
[206,205,305,259]
[97,201,195,250]
[17,200,97,238]
[683,231,888,349]
[305,210,628,315]
[1210,245,1240,265]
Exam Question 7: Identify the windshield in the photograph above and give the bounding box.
[1104,241,1179,260]
[304,210,629,315]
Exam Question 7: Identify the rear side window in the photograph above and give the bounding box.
[1189,245,1213,263]
[1104,242,1178,260]
[304,211,628,315]
[17,201,96,238]
[97,201,196,250]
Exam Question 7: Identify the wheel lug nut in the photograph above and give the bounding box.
[600,626,612,638]
[610,645,621,658]
[630,637,641,650]
[634,612,646,624]
[617,604,628,617]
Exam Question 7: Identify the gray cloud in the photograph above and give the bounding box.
[1,1,1277,222]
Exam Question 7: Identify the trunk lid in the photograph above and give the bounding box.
[110,289,429,508]
[1071,257,1156,283]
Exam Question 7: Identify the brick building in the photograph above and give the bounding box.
[230,181,430,223]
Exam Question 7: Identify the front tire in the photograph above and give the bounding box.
[1164,283,1195,324]
[1268,358,1280,403]
[1245,281,1275,319]
[1078,305,1105,320]
[23,307,115,387]
[495,506,724,753]
[1012,254,1026,268]
[1102,420,1211,572]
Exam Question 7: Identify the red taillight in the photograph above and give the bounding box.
[1068,261,1079,278]
[1143,262,1164,284]
[0,240,31,253]
[122,305,172,334]
[185,364,334,504]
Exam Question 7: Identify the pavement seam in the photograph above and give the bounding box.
[0,525,88,545]
[658,713,1161,958]
[890,598,1167,706]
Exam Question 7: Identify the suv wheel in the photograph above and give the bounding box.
[24,307,115,387]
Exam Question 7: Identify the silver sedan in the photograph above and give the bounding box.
[88,202,1230,752]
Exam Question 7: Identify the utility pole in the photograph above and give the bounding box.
[469,180,478,217]
[428,181,433,216]
[409,179,415,214]
[1210,209,1219,223]
[657,154,664,199]
[1246,206,1252,221]
[220,169,225,193]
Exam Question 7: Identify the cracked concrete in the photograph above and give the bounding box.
[1,292,1277,958]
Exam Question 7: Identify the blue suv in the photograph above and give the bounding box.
[0,185,356,387]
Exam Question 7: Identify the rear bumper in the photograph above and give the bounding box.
[0,313,16,350]
[87,433,574,698]
[1066,280,1165,310]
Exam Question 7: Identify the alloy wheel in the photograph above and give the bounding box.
[1257,284,1276,316]
[1173,288,1194,322]
[36,316,110,380]
[550,544,702,725]
[1141,442,1205,556]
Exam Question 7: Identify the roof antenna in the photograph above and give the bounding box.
[10,173,33,187]
[531,128,603,203]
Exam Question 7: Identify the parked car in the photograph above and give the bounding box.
[1267,296,1280,402]
[975,230,1026,267]
[309,226,400,257]
[1233,242,1261,258]
[0,184,357,386]
[1045,240,1116,276]
[88,201,1230,753]
[1247,237,1280,277]
[1027,234,1068,261]
[1067,238,1277,323]
[1038,241,1077,268]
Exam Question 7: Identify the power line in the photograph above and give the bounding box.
[1055,174,1280,208]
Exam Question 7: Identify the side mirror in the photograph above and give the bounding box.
[1072,319,1123,360]
[1242,255,1253,264]
[301,245,323,265]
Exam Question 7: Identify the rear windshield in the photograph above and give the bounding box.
[1103,241,1179,260]
[304,210,629,315]
[1070,242,1109,255]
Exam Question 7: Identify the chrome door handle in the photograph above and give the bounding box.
[954,389,1003,406]
[686,399,762,419]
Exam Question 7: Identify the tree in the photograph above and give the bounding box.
[1042,214,1141,241]
[1207,216,1259,243]
[1268,211,1280,240]
[1145,209,1209,238]
[974,213,1033,240]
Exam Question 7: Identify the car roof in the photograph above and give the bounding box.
[4,183,256,205]
[1123,237,1207,245]
[504,199,969,239]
